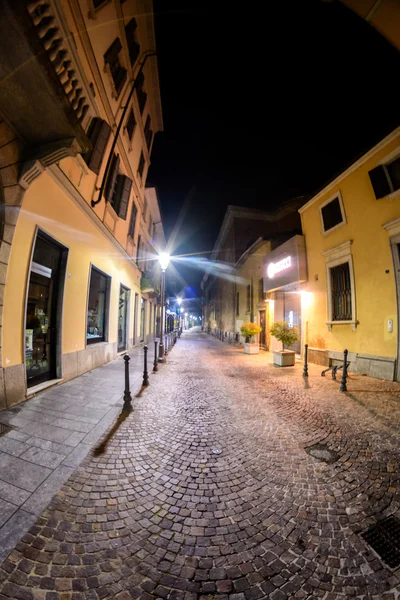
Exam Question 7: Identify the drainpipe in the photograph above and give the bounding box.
[92,51,156,208]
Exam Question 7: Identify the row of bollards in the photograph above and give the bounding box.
[123,330,181,412]
[303,344,349,392]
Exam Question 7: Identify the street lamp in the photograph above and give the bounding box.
[158,253,170,362]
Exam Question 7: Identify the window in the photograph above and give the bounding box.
[105,153,120,202]
[319,193,346,234]
[323,240,356,330]
[246,284,251,312]
[136,71,147,114]
[83,118,111,175]
[369,155,400,199]
[111,174,132,220]
[126,108,136,141]
[236,292,240,316]
[104,38,127,97]
[330,263,352,321]
[136,234,141,266]
[148,216,153,235]
[138,151,145,179]
[258,278,264,302]
[128,202,137,238]
[87,266,110,344]
[125,18,140,66]
[144,115,153,150]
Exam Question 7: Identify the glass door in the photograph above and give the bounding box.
[118,285,129,352]
[25,234,65,387]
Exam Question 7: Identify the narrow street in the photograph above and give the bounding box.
[1,327,400,600]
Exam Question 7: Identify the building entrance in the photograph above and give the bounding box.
[283,291,301,354]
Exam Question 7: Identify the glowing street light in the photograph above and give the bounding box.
[158,253,170,362]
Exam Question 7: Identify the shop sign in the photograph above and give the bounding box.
[264,235,307,292]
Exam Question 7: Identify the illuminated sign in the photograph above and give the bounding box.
[267,256,291,279]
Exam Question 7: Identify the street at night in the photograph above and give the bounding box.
[1,329,400,599]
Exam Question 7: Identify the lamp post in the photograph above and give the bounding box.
[158,253,170,362]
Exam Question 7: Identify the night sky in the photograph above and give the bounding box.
[149,0,400,298]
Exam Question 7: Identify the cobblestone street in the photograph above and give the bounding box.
[1,327,400,599]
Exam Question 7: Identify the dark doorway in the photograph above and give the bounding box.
[259,310,266,349]
[25,232,67,387]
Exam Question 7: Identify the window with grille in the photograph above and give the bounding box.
[126,109,136,140]
[330,262,352,321]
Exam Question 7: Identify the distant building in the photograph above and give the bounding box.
[0,0,163,408]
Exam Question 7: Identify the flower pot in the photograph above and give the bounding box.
[273,350,296,366]
[244,342,260,355]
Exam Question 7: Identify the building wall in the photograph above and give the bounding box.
[341,0,400,51]
[300,129,400,379]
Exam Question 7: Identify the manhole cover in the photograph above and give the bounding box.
[0,423,12,437]
[362,516,400,569]
[211,448,222,455]
[305,443,339,464]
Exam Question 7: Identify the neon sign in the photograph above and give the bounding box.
[267,256,291,279]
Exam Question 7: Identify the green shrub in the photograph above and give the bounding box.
[240,321,262,342]
[270,321,299,350]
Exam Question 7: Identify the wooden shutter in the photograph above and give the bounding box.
[84,118,111,175]
[105,154,120,202]
[128,203,137,238]
[125,19,140,65]
[104,38,122,64]
[368,165,391,199]
[115,175,132,220]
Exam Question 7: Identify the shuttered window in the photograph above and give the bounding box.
[128,202,137,238]
[105,153,120,202]
[104,38,127,97]
[330,262,352,321]
[125,18,140,66]
[111,174,132,220]
[320,196,344,233]
[126,108,136,140]
[83,118,111,175]
[369,157,400,199]
[136,71,147,114]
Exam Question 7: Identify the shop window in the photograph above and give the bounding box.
[104,38,127,98]
[126,108,136,141]
[144,115,153,150]
[136,71,147,114]
[105,153,120,202]
[125,18,140,66]
[111,174,133,220]
[87,266,111,344]
[83,117,111,175]
[128,202,137,238]
[323,240,356,330]
[319,193,346,234]
[138,151,145,180]
[369,155,400,199]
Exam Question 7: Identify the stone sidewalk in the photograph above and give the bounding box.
[0,341,160,563]
[0,328,400,599]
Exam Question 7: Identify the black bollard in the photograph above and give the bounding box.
[123,354,133,412]
[339,349,348,392]
[303,344,309,378]
[153,340,158,372]
[142,345,149,386]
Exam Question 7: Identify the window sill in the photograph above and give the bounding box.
[326,320,358,331]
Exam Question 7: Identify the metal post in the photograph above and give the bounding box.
[158,269,165,362]
[142,345,149,386]
[339,349,348,392]
[153,340,158,372]
[303,343,309,378]
[123,354,133,412]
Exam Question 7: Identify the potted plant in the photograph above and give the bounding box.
[240,322,262,354]
[270,321,299,366]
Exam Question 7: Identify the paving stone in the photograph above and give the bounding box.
[0,481,30,507]
[19,447,65,470]
[0,453,51,492]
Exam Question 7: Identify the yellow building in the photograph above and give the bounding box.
[298,127,400,380]
[0,0,163,407]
